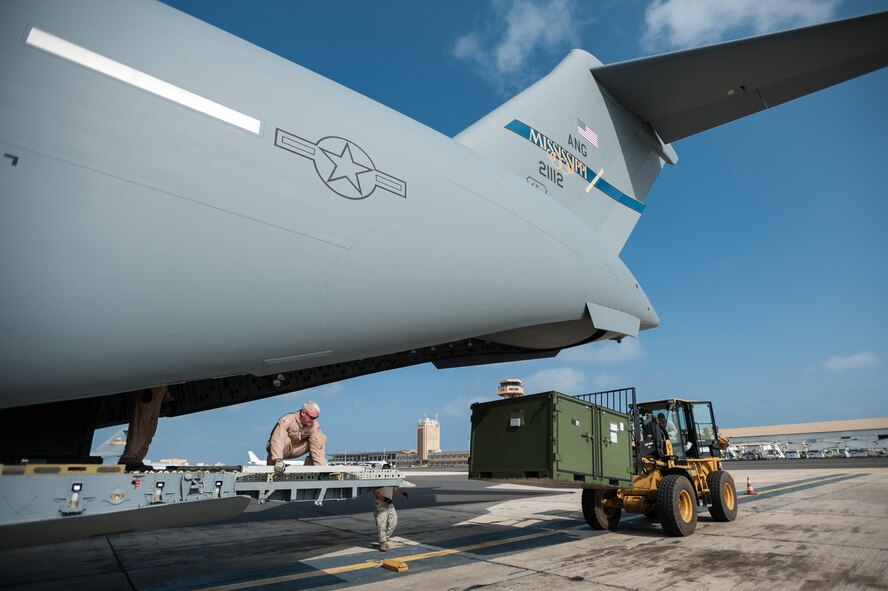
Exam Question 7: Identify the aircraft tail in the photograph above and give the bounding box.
[455,11,887,255]
[91,428,128,462]
[247,450,264,465]
[455,49,675,255]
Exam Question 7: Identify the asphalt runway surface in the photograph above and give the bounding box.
[232,471,567,522]
[2,459,887,590]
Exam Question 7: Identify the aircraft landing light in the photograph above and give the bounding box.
[24,27,262,135]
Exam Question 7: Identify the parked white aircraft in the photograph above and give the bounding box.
[247,450,303,466]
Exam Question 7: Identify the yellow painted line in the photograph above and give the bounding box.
[197,530,562,591]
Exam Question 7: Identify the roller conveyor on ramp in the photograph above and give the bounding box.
[0,463,409,549]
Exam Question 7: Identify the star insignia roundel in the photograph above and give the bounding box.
[274,128,407,200]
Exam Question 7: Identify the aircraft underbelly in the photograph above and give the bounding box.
[480,318,600,349]
[321,152,651,358]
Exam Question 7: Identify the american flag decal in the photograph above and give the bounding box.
[577,119,599,148]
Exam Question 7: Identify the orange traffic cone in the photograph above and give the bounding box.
[746,477,757,495]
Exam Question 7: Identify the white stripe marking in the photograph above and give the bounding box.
[25,27,261,135]
[585,168,604,193]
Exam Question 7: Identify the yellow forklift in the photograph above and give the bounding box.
[581,397,737,536]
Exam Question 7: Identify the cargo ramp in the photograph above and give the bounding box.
[0,463,408,549]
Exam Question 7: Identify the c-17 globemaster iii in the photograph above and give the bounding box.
[0,1,886,464]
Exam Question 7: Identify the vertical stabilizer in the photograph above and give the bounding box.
[455,50,677,255]
[90,429,128,462]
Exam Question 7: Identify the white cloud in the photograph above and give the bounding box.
[558,337,644,364]
[642,0,840,50]
[281,382,343,402]
[592,372,629,389]
[822,352,880,372]
[523,367,588,394]
[453,33,484,64]
[440,395,488,418]
[453,0,579,90]
[318,383,344,398]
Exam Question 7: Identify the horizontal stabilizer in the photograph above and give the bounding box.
[586,302,640,338]
[591,11,888,143]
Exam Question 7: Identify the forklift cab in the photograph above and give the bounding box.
[635,399,721,460]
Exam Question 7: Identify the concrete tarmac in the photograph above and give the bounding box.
[1,461,886,590]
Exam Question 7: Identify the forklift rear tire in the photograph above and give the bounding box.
[707,470,738,522]
[658,474,697,536]
[582,488,621,531]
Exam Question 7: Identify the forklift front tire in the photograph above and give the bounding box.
[582,488,621,531]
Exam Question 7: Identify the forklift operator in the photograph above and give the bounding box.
[657,412,678,441]
[658,412,695,455]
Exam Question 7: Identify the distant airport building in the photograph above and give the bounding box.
[329,450,407,466]
[395,450,421,467]
[329,416,452,468]
[497,378,524,399]
[722,418,888,457]
[326,448,468,468]
[428,449,469,468]
[417,416,441,461]
[722,418,888,442]
[157,458,188,466]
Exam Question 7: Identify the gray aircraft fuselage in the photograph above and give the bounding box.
[0,1,654,411]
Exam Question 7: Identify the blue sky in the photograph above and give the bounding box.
[95,0,887,465]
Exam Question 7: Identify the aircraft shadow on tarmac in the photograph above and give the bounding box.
[228,483,565,523]
[223,476,734,546]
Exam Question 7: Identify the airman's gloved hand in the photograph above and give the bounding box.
[402,492,409,499]
[385,497,393,504]
[274,460,285,475]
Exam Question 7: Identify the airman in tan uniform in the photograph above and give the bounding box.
[372,463,408,551]
[266,401,327,471]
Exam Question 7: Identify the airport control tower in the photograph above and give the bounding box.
[417,416,441,461]
[497,378,524,399]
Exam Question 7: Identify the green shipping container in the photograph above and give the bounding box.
[469,391,633,489]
